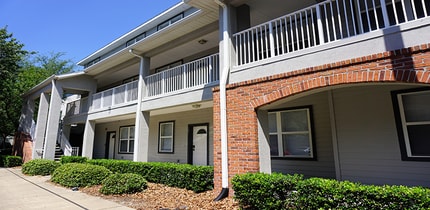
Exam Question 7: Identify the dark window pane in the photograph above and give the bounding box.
[268,113,277,133]
[402,92,430,122]
[269,135,279,156]
[283,134,311,156]
[129,140,134,153]
[281,110,308,132]
[120,140,127,152]
[407,125,430,156]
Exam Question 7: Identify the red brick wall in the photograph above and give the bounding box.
[213,43,430,192]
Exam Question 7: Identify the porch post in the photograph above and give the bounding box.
[18,97,35,134]
[82,120,95,158]
[132,55,150,162]
[32,92,50,159]
[257,110,272,173]
[43,80,63,160]
[61,124,72,156]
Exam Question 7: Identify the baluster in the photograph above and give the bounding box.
[316,4,326,44]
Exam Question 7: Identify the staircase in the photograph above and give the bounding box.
[54,144,63,161]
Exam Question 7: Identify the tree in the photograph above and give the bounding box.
[0,27,29,144]
[0,26,75,144]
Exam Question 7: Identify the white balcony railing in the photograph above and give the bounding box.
[65,97,89,116]
[145,53,220,97]
[91,80,138,111]
[234,0,429,66]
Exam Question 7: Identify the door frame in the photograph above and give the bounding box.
[105,131,116,159]
[187,123,209,165]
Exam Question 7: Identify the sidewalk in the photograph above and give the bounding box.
[0,167,134,210]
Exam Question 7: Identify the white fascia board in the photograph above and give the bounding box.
[77,2,191,66]
[22,71,87,98]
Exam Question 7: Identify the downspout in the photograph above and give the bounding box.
[129,49,144,162]
[214,0,230,201]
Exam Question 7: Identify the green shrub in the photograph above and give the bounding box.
[60,156,87,164]
[232,173,303,209]
[3,155,22,167]
[88,159,213,192]
[232,173,430,209]
[100,173,147,195]
[51,163,112,187]
[22,159,61,176]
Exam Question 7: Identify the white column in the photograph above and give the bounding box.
[18,98,35,134]
[133,56,150,162]
[32,93,50,159]
[43,80,63,160]
[61,125,72,156]
[82,120,95,159]
[133,111,150,162]
[257,110,272,173]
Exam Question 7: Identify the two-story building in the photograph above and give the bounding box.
[19,0,430,197]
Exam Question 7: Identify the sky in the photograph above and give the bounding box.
[0,0,180,71]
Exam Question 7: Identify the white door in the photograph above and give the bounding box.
[108,132,115,159]
[192,125,208,166]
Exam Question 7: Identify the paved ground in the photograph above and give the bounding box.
[0,167,134,210]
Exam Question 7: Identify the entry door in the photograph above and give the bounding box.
[191,124,208,166]
[105,132,116,159]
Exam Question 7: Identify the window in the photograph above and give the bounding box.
[126,33,145,47]
[393,89,430,160]
[155,60,183,73]
[119,126,134,153]
[157,13,184,31]
[268,107,315,159]
[159,121,174,153]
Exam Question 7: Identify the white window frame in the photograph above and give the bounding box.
[158,121,174,153]
[119,126,134,154]
[396,89,430,159]
[157,13,184,31]
[269,107,315,159]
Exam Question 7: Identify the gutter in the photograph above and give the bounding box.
[129,49,145,162]
[214,0,229,201]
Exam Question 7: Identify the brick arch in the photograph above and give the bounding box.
[246,44,430,109]
[212,43,430,192]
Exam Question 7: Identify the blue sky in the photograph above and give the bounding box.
[0,0,180,70]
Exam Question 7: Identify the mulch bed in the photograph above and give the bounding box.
[79,183,239,210]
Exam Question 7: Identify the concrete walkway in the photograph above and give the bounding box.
[0,167,134,210]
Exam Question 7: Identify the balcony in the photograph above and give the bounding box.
[65,97,89,117]
[87,53,219,112]
[91,80,138,111]
[145,53,220,97]
[233,0,430,67]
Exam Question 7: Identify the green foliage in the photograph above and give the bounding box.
[0,27,29,140]
[22,159,60,176]
[87,159,213,192]
[51,163,112,187]
[100,173,147,195]
[232,173,430,209]
[60,156,87,164]
[0,155,22,167]
[232,173,303,209]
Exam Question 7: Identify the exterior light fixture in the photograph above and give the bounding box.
[198,39,207,44]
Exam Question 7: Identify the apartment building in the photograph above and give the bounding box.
[19,0,430,194]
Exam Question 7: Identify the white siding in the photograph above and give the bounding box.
[94,119,135,160]
[148,108,214,165]
[333,85,430,187]
[266,91,336,179]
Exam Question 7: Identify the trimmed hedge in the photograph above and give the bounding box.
[0,155,22,167]
[100,173,147,195]
[51,163,112,187]
[232,173,430,209]
[87,159,213,192]
[60,156,87,164]
[22,159,61,176]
